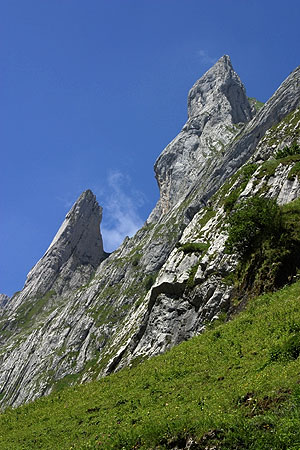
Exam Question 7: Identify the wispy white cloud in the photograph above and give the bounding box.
[95,170,145,252]
[197,49,217,66]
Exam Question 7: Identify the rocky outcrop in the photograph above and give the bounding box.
[0,58,300,409]
[201,63,300,204]
[150,55,254,220]
[187,55,253,122]
[0,295,9,309]
[118,110,300,367]
[7,190,107,312]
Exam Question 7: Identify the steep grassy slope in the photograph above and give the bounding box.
[1,280,300,449]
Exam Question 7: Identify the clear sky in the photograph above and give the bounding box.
[1,0,299,296]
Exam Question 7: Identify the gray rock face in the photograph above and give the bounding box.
[151,55,254,219]
[105,66,300,371]
[116,213,235,367]
[9,190,106,311]
[1,59,300,410]
[201,64,300,203]
[187,55,253,122]
[121,124,300,367]
[0,295,9,309]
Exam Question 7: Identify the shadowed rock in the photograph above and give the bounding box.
[187,54,253,122]
[0,295,9,309]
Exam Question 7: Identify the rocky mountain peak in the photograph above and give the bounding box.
[9,190,106,310]
[45,189,103,264]
[1,59,300,412]
[150,55,253,220]
[187,54,253,124]
[42,188,105,265]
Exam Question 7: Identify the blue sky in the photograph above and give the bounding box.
[1,0,299,296]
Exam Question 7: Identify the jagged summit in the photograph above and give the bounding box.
[150,55,254,219]
[44,189,103,264]
[188,54,253,123]
[9,189,106,310]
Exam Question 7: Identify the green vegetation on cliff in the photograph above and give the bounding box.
[248,97,264,112]
[1,279,300,449]
[225,196,300,296]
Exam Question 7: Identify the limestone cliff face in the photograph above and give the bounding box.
[101,66,300,372]
[0,58,300,409]
[0,295,9,309]
[187,55,253,122]
[201,63,300,203]
[120,110,300,363]
[151,55,254,220]
[8,190,106,312]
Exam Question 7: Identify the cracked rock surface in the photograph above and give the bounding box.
[0,58,299,409]
[151,55,254,220]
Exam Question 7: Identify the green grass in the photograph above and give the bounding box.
[288,161,300,180]
[256,159,279,179]
[1,281,300,449]
[196,207,216,230]
[177,242,210,254]
[0,291,56,342]
[248,97,264,112]
[186,262,200,289]
[275,142,300,160]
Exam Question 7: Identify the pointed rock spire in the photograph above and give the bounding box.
[42,189,104,268]
[150,55,253,219]
[11,190,106,308]
[188,55,253,123]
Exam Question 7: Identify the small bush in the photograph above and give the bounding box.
[288,161,300,180]
[241,163,258,179]
[275,141,300,159]
[224,190,239,212]
[227,197,300,296]
[132,254,141,267]
[144,273,156,291]
[186,263,199,289]
[225,196,281,256]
